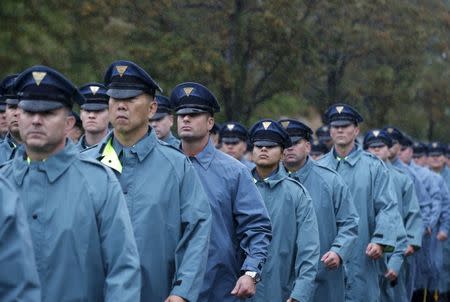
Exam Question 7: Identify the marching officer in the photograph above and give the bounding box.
[149,94,180,148]
[77,82,110,150]
[248,119,320,302]
[172,82,272,302]
[2,65,141,301]
[82,61,212,302]
[318,104,398,302]
[219,121,255,170]
[280,118,359,302]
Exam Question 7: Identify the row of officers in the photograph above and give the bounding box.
[0,61,448,302]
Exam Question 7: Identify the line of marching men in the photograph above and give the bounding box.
[0,61,448,302]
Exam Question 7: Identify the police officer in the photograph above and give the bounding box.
[315,125,333,150]
[77,83,110,150]
[149,94,180,148]
[0,174,40,301]
[317,104,398,302]
[428,142,450,300]
[413,142,450,301]
[248,119,319,302]
[82,61,212,302]
[364,129,423,302]
[1,65,141,301]
[310,139,329,160]
[67,111,83,143]
[0,87,8,139]
[172,82,272,301]
[280,118,359,302]
[220,121,255,170]
[399,137,443,301]
[0,74,22,164]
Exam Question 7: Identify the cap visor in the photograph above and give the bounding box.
[107,88,144,99]
[5,98,19,105]
[0,104,6,112]
[367,141,386,148]
[253,140,279,147]
[290,136,303,144]
[81,103,109,111]
[330,119,354,127]
[175,107,209,115]
[149,112,169,121]
[428,152,443,157]
[19,100,65,112]
[222,137,241,144]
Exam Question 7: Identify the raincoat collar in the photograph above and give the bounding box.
[331,142,362,167]
[252,163,287,188]
[13,139,77,185]
[187,138,216,170]
[288,156,313,183]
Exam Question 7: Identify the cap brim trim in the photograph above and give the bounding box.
[367,141,386,148]
[222,137,242,144]
[5,98,19,105]
[19,100,65,112]
[253,140,280,147]
[330,120,354,127]
[107,88,144,99]
[175,107,209,115]
[81,103,109,111]
[149,112,169,121]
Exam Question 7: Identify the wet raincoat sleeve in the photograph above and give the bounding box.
[234,169,272,274]
[0,176,40,301]
[371,166,397,250]
[386,219,408,274]
[329,176,359,262]
[291,190,320,302]
[438,181,450,234]
[402,177,423,248]
[170,160,212,301]
[97,170,141,302]
[427,174,442,229]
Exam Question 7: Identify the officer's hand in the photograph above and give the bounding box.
[286,298,299,302]
[437,231,448,241]
[164,295,186,302]
[366,243,383,259]
[404,245,415,256]
[321,251,341,269]
[384,269,398,282]
[231,275,256,298]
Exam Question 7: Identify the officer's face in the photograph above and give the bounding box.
[283,139,311,168]
[330,124,359,147]
[253,145,283,168]
[428,154,445,170]
[149,115,173,139]
[367,145,389,161]
[413,155,427,166]
[80,109,109,134]
[399,146,413,163]
[222,140,247,160]
[0,111,7,134]
[6,104,20,135]
[177,113,214,142]
[19,108,75,155]
[388,142,400,160]
[109,94,156,136]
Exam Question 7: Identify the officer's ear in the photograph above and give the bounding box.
[354,124,360,136]
[147,95,158,118]
[64,111,76,135]
[206,114,214,131]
